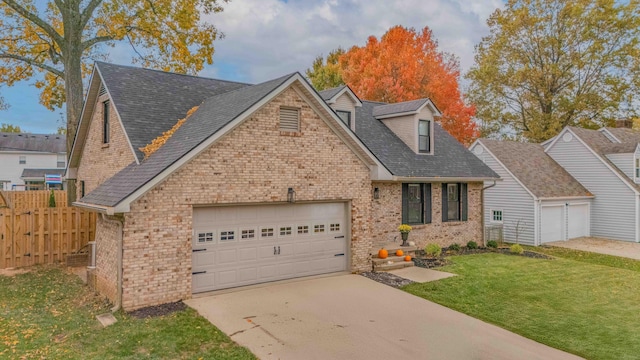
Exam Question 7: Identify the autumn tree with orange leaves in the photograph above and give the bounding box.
[307,26,477,145]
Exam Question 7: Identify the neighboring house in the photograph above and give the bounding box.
[0,133,66,190]
[472,124,640,244]
[470,140,593,245]
[67,62,498,310]
[544,126,640,243]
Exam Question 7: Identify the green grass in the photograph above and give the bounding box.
[403,251,640,360]
[0,266,255,359]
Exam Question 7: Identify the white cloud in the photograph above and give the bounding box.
[202,0,504,83]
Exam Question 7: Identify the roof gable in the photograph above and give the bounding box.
[478,139,591,198]
[77,73,387,212]
[318,85,362,107]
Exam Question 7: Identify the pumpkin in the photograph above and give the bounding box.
[378,248,388,259]
[395,249,404,257]
[404,255,412,262]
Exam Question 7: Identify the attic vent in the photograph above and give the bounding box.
[279,107,300,132]
[99,84,107,96]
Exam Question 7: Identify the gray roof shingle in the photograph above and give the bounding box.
[97,62,249,162]
[80,73,296,207]
[355,101,498,179]
[479,139,591,198]
[372,99,431,118]
[0,133,65,153]
[318,86,346,101]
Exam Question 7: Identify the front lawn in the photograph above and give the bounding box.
[0,266,255,360]
[403,250,640,360]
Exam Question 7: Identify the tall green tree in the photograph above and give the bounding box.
[0,122,20,132]
[0,0,230,151]
[466,0,640,142]
[306,48,345,91]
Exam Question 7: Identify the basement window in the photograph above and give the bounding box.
[280,107,300,132]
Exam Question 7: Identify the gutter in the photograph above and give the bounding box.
[73,201,115,215]
[481,181,498,246]
[391,176,502,183]
[100,213,124,312]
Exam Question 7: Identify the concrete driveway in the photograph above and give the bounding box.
[547,237,640,260]
[186,274,581,360]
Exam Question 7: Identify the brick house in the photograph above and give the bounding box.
[67,62,498,310]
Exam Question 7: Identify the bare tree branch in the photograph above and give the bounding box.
[0,53,63,76]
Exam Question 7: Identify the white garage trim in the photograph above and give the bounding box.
[191,201,350,293]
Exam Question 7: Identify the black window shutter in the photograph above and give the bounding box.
[402,183,408,224]
[461,183,468,221]
[424,184,432,224]
[441,184,448,222]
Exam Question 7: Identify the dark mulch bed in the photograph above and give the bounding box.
[361,271,415,288]
[128,301,187,319]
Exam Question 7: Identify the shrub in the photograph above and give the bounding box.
[48,190,56,208]
[510,244,524,255]
[424,243,442,257]
[487,240,498,248]
[448,243,461,252]
[466,241,478,249]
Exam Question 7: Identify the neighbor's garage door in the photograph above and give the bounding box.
[540,205,564,243]
[192,203,348,293]
[568,204,589,239]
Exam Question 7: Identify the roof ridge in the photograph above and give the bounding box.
[95,61,252,86]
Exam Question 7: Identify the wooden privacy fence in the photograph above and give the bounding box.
[0,207,96,269]
[0,190,68,210]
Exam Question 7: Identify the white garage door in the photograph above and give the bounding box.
[540,205,564,243]
[192,202,348,293]
[568,204,589,239]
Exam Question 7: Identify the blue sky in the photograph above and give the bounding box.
[1,0,503,134]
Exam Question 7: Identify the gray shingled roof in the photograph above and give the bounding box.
[0,133,65,153]
[318,86,346,101]
[355,101,498,178]
[80,73,295,207]
[568,126,640,191]
[479,139,591,198]
[97,62,249,162]
[21,168,65,178]
[372,99,431,118]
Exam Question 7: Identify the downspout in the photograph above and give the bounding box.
[101,213,123,312]
[481,181,497,246]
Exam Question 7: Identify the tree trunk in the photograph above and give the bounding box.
[61,2,84,154]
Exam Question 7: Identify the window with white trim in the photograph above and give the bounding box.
[280,107,300,132]
[313,224,325,233]
[197,232,214,243]
[336,110,351,127]
[297,225,309,234]
[635,158,640,180]
[492,210,503,223]
[261,227,274,238]
[57,154,66,168]
[19,155,26,165]
[418,120,430,153]
[241,229,255,239]
[329,223,340,232]
[280,226,292,236]
[220,230,235,241]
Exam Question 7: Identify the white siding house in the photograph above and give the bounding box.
[0,133,66,190]
[545,127,640,242]
[470,139,593,245]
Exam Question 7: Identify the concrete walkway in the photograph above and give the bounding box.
[547,237,640,260]
[388,266,456,282]
[186,274,582,360]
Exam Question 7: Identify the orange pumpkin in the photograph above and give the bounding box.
[395,249,404,257]
[378,248,388,259]
[404,255,412,262]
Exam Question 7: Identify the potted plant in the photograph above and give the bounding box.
[398,224,412,246]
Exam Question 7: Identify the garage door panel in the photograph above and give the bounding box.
[192,203,348,293]
[541,206,564,243]
[568,204,589,239]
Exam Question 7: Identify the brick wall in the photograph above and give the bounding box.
[371,182,483,250]
[94,214,121,304]
[120,87,373,310]
[76,94,136,199]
